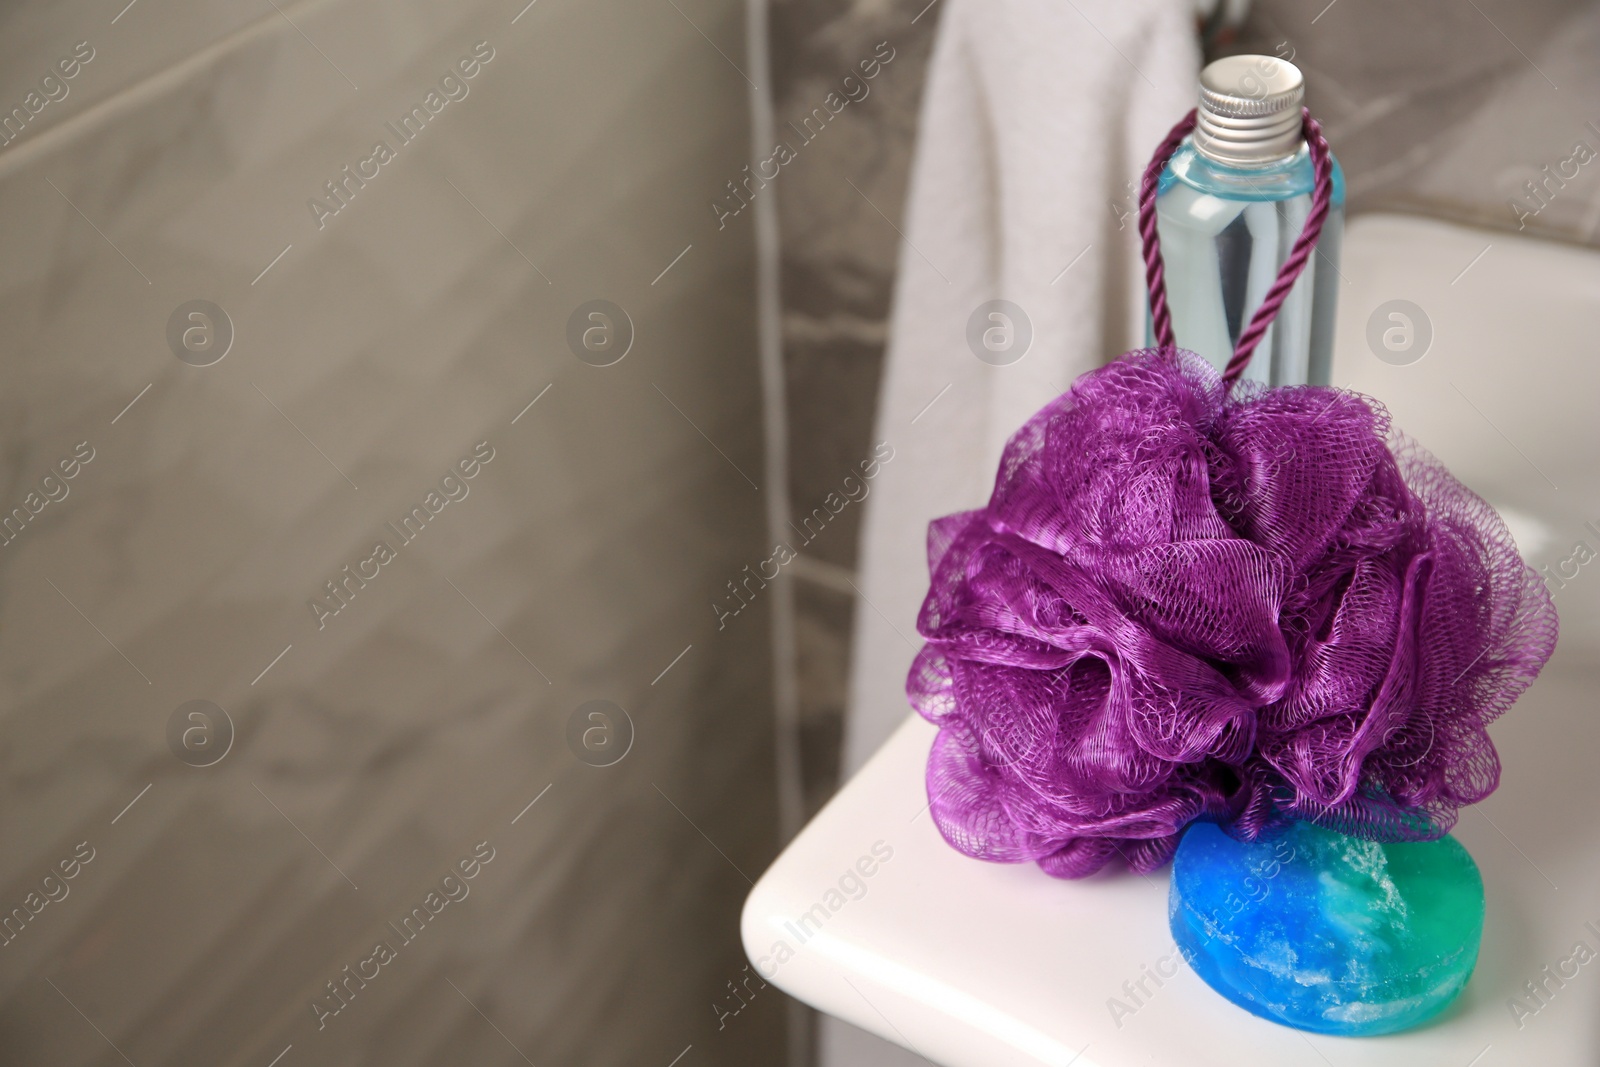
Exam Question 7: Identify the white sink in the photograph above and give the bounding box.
[743,215,1600,1067]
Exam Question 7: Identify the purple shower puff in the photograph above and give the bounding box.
[910,347,1558,879]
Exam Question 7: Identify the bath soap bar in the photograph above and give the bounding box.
[1169,820,1484,1035]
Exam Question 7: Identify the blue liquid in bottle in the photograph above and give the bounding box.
[1151,56,1346,386]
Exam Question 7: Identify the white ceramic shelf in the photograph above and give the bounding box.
[743,216,1600,1066]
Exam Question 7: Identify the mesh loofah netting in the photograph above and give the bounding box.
[909,347,1558,879]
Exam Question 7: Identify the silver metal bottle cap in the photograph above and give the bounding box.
[1193,55,1305,166]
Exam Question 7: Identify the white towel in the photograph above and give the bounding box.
[843,0,1199,777]
[827,6,1196,1063]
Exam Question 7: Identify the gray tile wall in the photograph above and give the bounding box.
[0,0,787,1064]
[766,0,936,816]
[1227,0,1600,245]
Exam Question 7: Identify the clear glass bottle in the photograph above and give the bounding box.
[1152,55,1346,386]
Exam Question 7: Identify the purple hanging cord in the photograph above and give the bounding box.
[1137,107,1334,388]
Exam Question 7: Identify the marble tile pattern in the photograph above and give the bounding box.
[1228,0,1600,245]
[0,0,788,1064]
[762,0,936,822]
